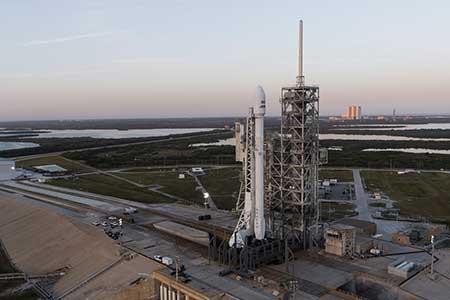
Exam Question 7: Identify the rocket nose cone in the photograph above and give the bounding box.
[255,85,266,115]
[256,85,266,103]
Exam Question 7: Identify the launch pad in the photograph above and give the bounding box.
[209,20,321,275]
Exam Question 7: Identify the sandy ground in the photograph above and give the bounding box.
[0,194,162,299]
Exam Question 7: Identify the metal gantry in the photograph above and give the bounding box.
[231,108,255,245]
[235,112,255,213]
[268,84,320,246]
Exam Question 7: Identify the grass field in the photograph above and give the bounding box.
[319,169,354,182]
[49,174,172,204]
[16,155,94,173]
[361,171,450,222]
[201,167,240,210]
[115,171,203,204]
[320,202,357,222]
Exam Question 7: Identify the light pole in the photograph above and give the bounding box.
[430,235,435,278]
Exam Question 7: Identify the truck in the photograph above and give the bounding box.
[153,255,173,266]
[124,207,138,214]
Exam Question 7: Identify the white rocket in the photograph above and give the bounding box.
[230,86,266,247]
[253,85,266,240]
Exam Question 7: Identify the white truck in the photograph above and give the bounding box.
[124,207,137,214]
[153,255,173,266]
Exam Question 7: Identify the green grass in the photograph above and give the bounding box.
[320,202,357,222]
[361,171,450,220]
[48,174,172,204]
[16,155,94,173]
[200,167,240,210]
[319,169,354,182]
[114,171,203,204]
[369,202,387,208]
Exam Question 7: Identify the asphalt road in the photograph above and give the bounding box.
[352,169,373,222]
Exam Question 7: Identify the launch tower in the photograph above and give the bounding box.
[268,20,320,246]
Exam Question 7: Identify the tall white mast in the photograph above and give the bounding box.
[296,20,304,86]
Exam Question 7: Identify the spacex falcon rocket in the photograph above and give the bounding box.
[230,86,266,247]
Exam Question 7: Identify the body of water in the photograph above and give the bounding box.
[363,148,450,155]
[319,134,450,141]
[0,142,40,151]
[189,134,450,146]
[190,137,235,147]
[30,128,217,139]
[334,123,450,131]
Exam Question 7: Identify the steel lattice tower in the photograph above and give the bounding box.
[267,20,320,247]
[279,84,319,244]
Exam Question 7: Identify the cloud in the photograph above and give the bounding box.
[24,32,111,46]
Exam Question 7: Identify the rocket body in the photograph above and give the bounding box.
[229,86,266,247]
[254,86,266,240]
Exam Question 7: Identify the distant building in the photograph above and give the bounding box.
[33,164,67,176]
[342,105,362,120]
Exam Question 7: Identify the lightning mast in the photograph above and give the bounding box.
[270,20,320,246]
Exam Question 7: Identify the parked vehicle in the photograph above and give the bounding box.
[110,222,119,228]
[198,214,211,221]
[91,221,100,226]
[153,255,173,266]
[124,207,137,214]
[370,248,383,256]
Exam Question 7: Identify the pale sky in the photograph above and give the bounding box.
[1,0,449,121]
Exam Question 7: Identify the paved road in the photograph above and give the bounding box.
[322,166,450,174]
[188,172,217,210]
[352,169,414,236]
[1,181,124,212]
[352,169,373,222]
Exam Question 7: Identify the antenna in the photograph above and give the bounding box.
[296,20,304,86]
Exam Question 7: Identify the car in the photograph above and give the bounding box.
[153,255,173,266]
[124,207,137,214]
[108,216,117,221]
[101,222,108,227]
[91,221,100,226]
[110,222,119,228]
[198,214,211,221]
[162,256,173,266]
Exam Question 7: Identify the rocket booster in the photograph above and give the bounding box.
[254,85,266,240]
